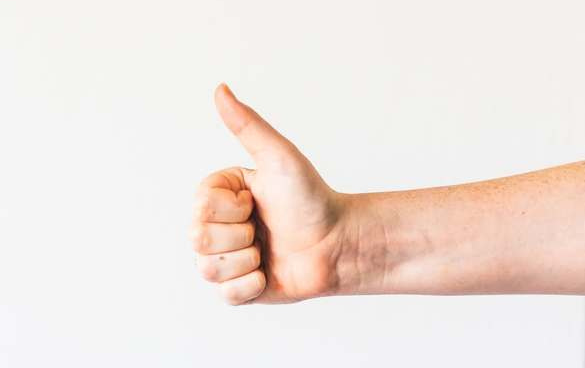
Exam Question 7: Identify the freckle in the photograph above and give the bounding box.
[219,256,225,261]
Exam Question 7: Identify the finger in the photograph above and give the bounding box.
[214,83,294,161]
[197,245,261,283]
[191,221,255,255]
[219,269,266,306]
[193,187,253,223]
[198,167,251,192]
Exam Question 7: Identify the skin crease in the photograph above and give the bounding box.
[192,83,585,305]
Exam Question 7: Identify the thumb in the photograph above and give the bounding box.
[214,83,293,161]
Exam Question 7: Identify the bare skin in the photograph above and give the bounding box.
[191,84,585,305]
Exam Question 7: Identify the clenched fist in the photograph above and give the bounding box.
[192,84,349,305]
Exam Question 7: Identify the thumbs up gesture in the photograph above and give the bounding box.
[192,84,348,305]
[193,86,585,302]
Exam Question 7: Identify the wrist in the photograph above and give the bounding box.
[329,192,430,296]
[330,189,494,296]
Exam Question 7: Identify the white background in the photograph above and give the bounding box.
[1,0,584,367]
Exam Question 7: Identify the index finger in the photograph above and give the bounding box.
[193,187,253,223]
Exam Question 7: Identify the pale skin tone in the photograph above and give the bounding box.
[191,83,585,305]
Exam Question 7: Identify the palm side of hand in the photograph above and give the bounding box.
[247,150,345,303]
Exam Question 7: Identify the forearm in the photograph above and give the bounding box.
[334,161,585,295]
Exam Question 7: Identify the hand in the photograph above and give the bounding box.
[192,84,348,305]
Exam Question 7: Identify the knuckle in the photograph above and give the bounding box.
[267,148,302,174]
[253,271,266,293]
[199,258,220,282]
[221,285,241,306]
[193,192,213,221]
[191,224,209,253]
[249,247,261,269]
[237,190,253,209]
[244,223,256,245]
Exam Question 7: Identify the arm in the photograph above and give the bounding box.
[334,161,585,296]
[192,84,585,305]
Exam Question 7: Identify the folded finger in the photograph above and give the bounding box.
[198,245,261,283]
[192,221,255,255]
[219,269,266,306]
[193,188,253,223]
